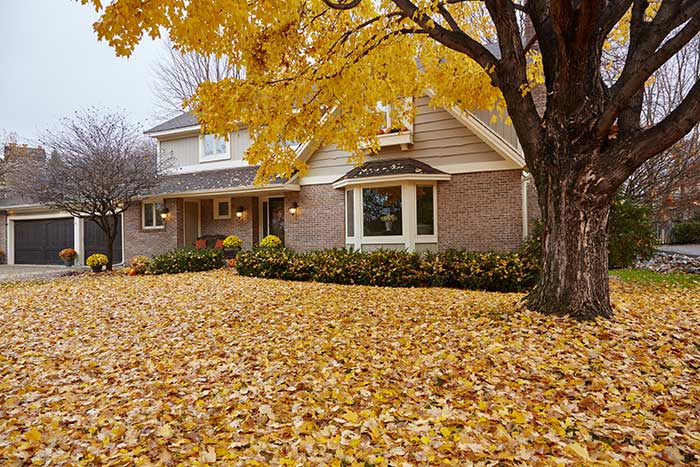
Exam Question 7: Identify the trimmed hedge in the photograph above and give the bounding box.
[672,221,700,244]
[149,247,225,275]
[236,248,539,292]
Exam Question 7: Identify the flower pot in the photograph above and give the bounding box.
[223,247,240,259]
[91,265,103,273]
[63,259,75,267]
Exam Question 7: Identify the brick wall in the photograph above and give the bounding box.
[123,199,181,260]
[438,170,524,252]
[0,211,6,263]
[285,185,345,252]
[200,197,256,249]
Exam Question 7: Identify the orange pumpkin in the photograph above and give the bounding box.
[127,267,138,276]
[228,258,237,268]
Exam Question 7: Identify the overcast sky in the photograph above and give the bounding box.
[0,0,164,146]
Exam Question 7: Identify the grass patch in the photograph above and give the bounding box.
[610,268,700,287]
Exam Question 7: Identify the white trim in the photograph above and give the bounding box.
[332,173,450,189]
[142,199,165,229]
[74,217,84,264]
[143,184,300,199]
[145,124,201,138]
[521,173,530,240]
[213,197,232,220]
[167,158,250,175]
[302,160,518,186]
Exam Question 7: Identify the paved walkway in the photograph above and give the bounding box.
[657,244,700,257]
[0,265,84,282]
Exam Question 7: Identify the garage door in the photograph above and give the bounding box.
[84,216,123,265]
[14,218,74,265]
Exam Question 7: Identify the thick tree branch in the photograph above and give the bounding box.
[597,14,700,137]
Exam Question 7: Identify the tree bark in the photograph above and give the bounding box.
[106,237,114,272]
[526,168,614,320]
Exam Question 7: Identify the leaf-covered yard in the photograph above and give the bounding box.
[1,272,699,466]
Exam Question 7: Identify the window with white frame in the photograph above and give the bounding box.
[362,186,402,236]
[345,182,438,248]
[142,201,165,229]
[200,134,230,162]
[213,198,231,219]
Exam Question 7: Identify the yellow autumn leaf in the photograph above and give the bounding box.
[157,423,173,439]
[24,427,42,443]
[566,442,591,460]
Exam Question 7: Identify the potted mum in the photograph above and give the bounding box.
[222,235,242,259]
[380,213,397,232]
[58,248,78,266]
[260,235,282,248]
[86,253,109,273]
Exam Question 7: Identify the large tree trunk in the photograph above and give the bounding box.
[526,169,614,320]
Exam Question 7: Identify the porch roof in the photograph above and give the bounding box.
[152,165,290,197]
[332,158,450,188]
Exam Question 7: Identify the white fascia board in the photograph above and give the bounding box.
[145,124,202,138]
[332,173,451,189]
[138,184,301,199]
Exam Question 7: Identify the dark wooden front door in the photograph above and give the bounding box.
[84,216,123,264]
[14,218,73,265]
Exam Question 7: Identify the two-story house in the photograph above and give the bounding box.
[0,97,539,265]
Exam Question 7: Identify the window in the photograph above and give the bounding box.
[416,185,435,236]
[143,201,165,229]
[346,190,354,237]
[214,198,231,219]
[362,186,402,236]
[200,134,229,162]
[377,102,391,130]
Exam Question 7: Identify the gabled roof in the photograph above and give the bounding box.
[332,158,451,188]
[151,166,289,197]
[144,113,199,134]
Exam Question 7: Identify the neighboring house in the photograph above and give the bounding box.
[0,98,540,265]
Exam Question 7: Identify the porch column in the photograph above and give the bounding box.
[74,217,84,264]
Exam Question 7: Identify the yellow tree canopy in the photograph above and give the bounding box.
[81,0,517,182]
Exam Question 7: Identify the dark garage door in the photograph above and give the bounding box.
[14,218,74,265]
[84,216,123,265]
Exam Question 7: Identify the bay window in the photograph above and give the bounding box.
[345,182,438,250]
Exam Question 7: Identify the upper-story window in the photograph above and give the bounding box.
[199,134,230,162]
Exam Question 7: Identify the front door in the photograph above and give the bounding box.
[262,197,285,245]
[184,201,200,247]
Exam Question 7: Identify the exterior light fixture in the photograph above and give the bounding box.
[289,202,298,216]
[160,207,170,221]
[236,206,245,219]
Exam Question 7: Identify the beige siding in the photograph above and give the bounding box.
[471,107,521,152]
[303,96,519,185]
[160,136,199,168]
[159,130,252,170]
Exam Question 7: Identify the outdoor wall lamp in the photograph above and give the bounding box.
[160,207,170,221]
[289,202,298,216]
[236,206,245,219]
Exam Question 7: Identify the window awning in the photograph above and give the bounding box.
[332,158,451,189]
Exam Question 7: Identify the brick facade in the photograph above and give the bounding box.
[526,177,541,238]
[438,170,524,252]
[123,199,181,260]
[119,171,531,257]
[200,196,257,249]
[0,211,6,263]
[284,185,346,252]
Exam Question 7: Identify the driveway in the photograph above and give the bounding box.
[0,265,82,282]
[657,244,700,257]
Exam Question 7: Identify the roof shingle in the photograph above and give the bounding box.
[334,158,447,184]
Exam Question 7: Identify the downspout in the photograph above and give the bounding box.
[521,172,529,240]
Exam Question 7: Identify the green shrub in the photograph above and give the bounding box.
[236,247,539,292]
[260,235,282,248]
[521,196,657,270]
[672,221,700,244]
[608,197,657,268]
[129,255,150,274]
[223,235,242,249]
[148,248,225,275]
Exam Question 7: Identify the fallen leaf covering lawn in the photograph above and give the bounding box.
[1,272,699,466]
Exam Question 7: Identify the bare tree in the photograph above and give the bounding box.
[625,36,700,222]
[7,109,170,270]
[152,39,242,119]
